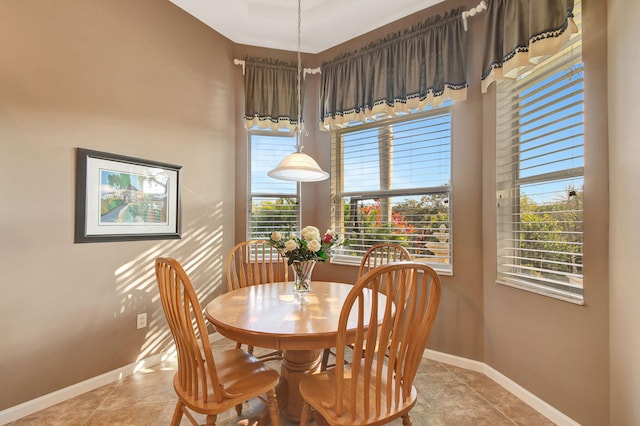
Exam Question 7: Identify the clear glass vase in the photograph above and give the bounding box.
[291,260,315,303]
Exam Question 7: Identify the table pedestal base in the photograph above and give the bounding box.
[278,349,321,421]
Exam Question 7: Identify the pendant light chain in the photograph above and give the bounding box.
[296,0,303,225]
[266,0,328,182]
[296,0,304,152]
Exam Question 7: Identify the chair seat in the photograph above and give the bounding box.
[299,362,417,426]
[174,348,280,414]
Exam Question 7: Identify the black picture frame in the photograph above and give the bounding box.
[75,148,182,243]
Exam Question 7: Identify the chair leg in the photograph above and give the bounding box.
[300,401,311,426]
[321,348,331,371]
[401,414,412,425]
[170,401,184,426]
[205,414,217,425]
[266,388,282,426]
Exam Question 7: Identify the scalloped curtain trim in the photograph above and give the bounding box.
[481,0,577,93]
[321,86,467,129]
[243,115,298,132]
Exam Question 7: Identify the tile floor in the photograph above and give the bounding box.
[7,338,555,426]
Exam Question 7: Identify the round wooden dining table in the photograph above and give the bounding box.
[204,280,384,421]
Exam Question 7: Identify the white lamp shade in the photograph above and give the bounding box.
[268,152,329,182]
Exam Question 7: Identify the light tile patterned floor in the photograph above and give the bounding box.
[8,338,554,426]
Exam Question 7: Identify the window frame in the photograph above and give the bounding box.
[247,129,300,241]
[330,109,454,274]
[495,9,584,304]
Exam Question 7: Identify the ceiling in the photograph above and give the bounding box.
[169,0,446,54]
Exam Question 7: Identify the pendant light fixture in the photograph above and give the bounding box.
[268,0,329,182]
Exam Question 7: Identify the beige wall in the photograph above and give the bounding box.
[0,0,626,424]
[608,0,640,424]
[0,0,236,410]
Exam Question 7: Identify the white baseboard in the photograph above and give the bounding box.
[423,349,581,426]
[0,352,171,425]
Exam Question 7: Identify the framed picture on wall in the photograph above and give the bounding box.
[75,148,182,243]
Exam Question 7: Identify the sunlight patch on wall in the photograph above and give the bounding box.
[113,202,226,362]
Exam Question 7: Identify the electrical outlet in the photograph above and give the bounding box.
[136,313,147,329]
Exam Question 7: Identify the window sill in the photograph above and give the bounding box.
[496,279,585,305]
[331,256,453,276]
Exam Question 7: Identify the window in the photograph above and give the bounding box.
[248,131,299,240]
[496,4,583,303]
[331,109,453,272]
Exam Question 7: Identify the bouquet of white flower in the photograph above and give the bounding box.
[268,226,340,266]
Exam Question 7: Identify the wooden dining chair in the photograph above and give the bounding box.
[155,257,282,426]
[357,242,412,277]
[226,240,289,291]
[225,240,289,362]
[321,243,412,371]
[300,261,441,426]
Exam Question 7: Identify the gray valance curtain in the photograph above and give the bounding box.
[243,56,301,131]
[481,0,577,93]
[320,8,467,130]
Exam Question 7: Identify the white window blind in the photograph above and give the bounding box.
[496,3,583,303]
[332,109,452,272]
[248,132,299,240]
